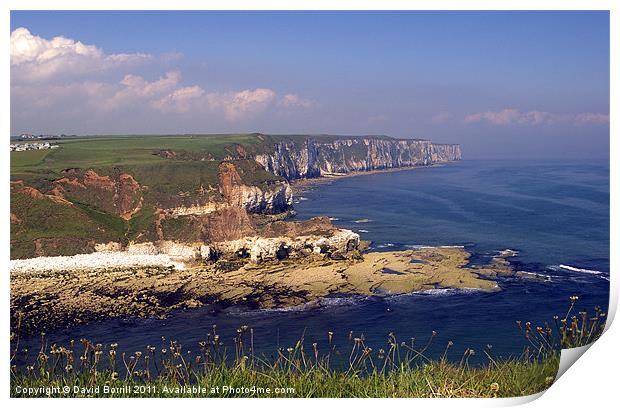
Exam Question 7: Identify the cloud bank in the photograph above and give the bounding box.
[465,108,609,126]
[11,27,152,82]
[10,27,316,131]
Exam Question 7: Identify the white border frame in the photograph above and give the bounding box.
[2,2,617,407]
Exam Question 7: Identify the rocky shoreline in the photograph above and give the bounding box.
[10,246,516,335]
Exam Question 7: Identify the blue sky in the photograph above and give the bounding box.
[10,11,609,159]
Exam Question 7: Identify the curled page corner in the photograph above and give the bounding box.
[555,344,592,381]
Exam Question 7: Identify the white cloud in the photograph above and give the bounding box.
[97,74,288,120]
[152,85,205,113]
[103,71,181,110]
[207,88,277,120]
[278,94,315,109]
[574,113,610,125]
[465,108,609,126]
[11,27,152,82]
[10,28,317,129]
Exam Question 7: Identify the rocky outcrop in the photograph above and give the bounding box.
[218,162,292,213]
[255,137,462,180]
[208,228,360,263]
[52,169,143,219]
[85,215,361,265]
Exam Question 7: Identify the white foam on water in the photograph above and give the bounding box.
[358,229,369,233]
[557,264,604,275]
[517,271,553,281]
[405,244,465,249]
[548,264,609,281]
[388,287,487,301]
[499,249,519,257]
[375,243,396,248]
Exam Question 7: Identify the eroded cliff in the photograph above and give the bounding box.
[255,137,461,180]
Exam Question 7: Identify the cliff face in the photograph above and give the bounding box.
[255,138,461,180]
[218,162,292,214]
[94,214,360,265]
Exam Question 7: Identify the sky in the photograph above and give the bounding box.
[10,11,610,159]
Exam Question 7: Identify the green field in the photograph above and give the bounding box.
[11,134,272,178]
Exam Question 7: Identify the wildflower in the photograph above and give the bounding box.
[65,364,73,373]
[287,347,294,353]
[111,372,119,380]
[490,383,499,392]
[570,295,579,303]
[545,376,554,386]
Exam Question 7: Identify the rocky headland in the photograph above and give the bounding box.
[10,133,473,334]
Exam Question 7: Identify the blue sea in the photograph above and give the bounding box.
[15,160,610,364]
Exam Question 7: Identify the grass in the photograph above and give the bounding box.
[10,187,121,258]
[9,299,606,398]
[11,134,272,175]
[10,149,52,168]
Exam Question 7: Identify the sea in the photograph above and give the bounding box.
[14,160,610,365]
